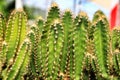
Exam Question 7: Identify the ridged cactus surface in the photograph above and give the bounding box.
[0,9,31,80]
[0,2,120,80]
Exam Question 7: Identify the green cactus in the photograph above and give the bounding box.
[1,2,120,80]
[28,18,44,79]
[45,20,64,79]
[60,9,74,79]
[112,27,120,76]
[72,11,89,80]
[28,24,40,79]
[0,12,6,79]
[42,2,60,78]
[0,9,31,80]
[93,16,110,79]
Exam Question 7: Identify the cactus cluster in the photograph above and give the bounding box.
[0,2,120,80]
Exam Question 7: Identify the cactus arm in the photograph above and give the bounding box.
[5,39,30,80]
[73,12,89,80]
[6,9,27,63]
[37,17,44,34]
[39,2,60,78]
[46,20,64,79]
[0,13,5,48]
[27,29,37,77]
[36,17,46,78]
[112,27,120,76]
[30,25,41,77]
[60,9,73,75]
[14,41,31,80]
[93,18,109,78]
[0,13,6,75]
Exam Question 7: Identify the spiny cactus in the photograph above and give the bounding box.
[43,2,60,79]
[1,2,120,80]
[0,13,6,78]
[112,27,120,77]
[45,20,64,79]
[92,16,110,79]
[60,9,74,79]
[28,19,44,79]
[0,9,31,80]
[72,11,89,80]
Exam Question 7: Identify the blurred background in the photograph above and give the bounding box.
[0,0,120,29]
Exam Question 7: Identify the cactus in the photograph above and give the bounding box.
[72,11,89,80]
[28,18,44,79]
[43,2,60,79]
[112,27,120,76]
[45,20,64,79]
[93,16,110,79]
[0,9,31,80]
[0,12,6,79]
[1,2,120,80]
[60,9,74,79]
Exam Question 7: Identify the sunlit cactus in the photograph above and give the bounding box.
[60,9,74,79]
[112,27,120,77]
[72,11,89,80]
[0,13,6,79]
[92,16,110,79]
[0,9,31,80]
[1,2,120,80]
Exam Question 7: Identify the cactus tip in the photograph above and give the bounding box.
[37,16,44,21]
[65,9,71,12]
[78,11,87,17]
[51,2,58,7]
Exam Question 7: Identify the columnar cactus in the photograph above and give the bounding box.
[112,27,120,76]
[28,18,44,79]
[92,15,110,79]
[60,9,74,79]
[1,2,120,80]
[45,20,64,79]
[73,12,89,80]
[0,9,31,80]
[0,13,6,79]
[43,2,60,79]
